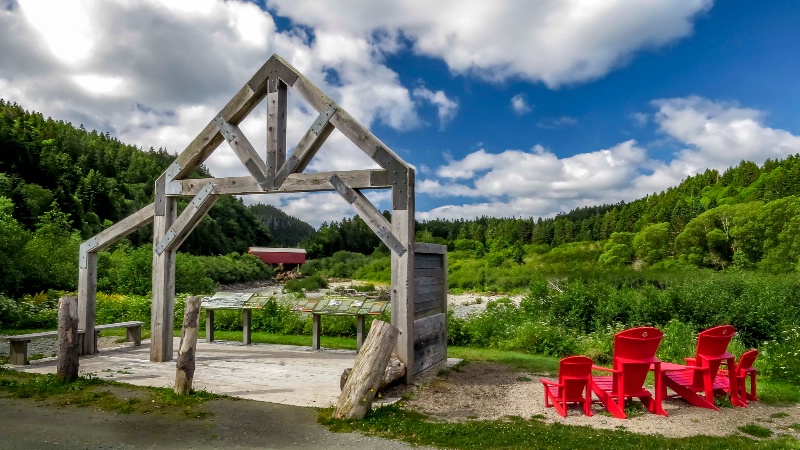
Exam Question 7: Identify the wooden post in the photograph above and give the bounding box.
[57,296,80,381]
[205,310,214,342]
[242,309,252,345]
[151,175,177,362]
[175,296,202,395]
[356,315,365,352]
[312,314,321,350]
[391,169,415,383]
[334,320,400,419]
[77,251,97,355]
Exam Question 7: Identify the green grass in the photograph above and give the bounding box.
[448,346,560,375]
[319,404,799,449]
[738,424,774,438]
[0,367,222,417]
[757,380,800,404]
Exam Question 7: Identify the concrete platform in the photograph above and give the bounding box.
[13,338,357,407]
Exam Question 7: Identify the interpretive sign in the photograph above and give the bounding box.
[292,296,388,316]
[201,292,254,309]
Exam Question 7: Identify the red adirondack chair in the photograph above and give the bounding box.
[541,355,594,417]
[662,325,746,409]
[714,349,759,404]
[590,327,667,419]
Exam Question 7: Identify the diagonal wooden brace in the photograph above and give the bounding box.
[274,105,337,188]
[214,116,271,190]
[155,183,218,255]
[330,174,406,257]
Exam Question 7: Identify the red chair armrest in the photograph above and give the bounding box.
[540,379,562,387]
[591,365,618,373]
[684,357,696,365]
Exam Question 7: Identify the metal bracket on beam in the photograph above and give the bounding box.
[214,115,237,141]
[374,146,409,210]
[165,161,182,182]
[311,105,337,136]
[330,174,406,257]
[78,238,99,269]
[155,229,178,256]
[245,159,271,190]
[155,183,215,255]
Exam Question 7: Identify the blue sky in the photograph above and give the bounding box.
[2,1,800,227]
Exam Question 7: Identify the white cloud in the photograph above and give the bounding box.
[510,94,531,115]
[631,112,649,127]
[267,0,713,87]
[419,96,800,221]
[412,87,459,130]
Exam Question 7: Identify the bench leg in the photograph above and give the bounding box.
[242,309,251,345]
[127,326,142,346]
[356,315,365,352]
[206,310,214,343]
[9,340,29,365]
[312,314,321,350]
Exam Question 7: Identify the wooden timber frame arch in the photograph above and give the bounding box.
[76,54,447,383]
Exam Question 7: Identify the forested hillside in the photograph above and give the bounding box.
[0,100,275,296]
[303,156,800,274]
[249,203,315,247]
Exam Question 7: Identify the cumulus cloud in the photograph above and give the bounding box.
[268,0,713,87]
[419,97,800,221]
[510,94,531,115]
[412,87,459,129]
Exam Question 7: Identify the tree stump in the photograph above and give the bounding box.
[175,296,202,395]
[334,320,399,419]
[340,354,406,391]
[56,296,80,381]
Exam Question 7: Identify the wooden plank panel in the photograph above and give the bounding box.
[414,276,443,287]
[413,313,447,374]
[414,299,444,314]
[414,268,443,278]
[415,283,443,295]
[414,256,442,269]
[414,243,447,255]
[414,291,442,304]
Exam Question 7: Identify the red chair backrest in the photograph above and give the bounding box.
[558,355,593,402]
[612,327,664,393]
[613,327,664,361]
[696,325,735,358]
[736,349,758,374]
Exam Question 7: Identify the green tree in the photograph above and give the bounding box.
[633,222,671,265]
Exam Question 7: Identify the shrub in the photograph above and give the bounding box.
[759,325,800,385]
[505,322,579,357]
[285,274,328,293]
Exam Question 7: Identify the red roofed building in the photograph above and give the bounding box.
[248,247,307,267]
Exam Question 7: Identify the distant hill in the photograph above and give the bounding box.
[249,203,315,247]
[0,99,271,255]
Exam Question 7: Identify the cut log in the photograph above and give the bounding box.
[334,320,399,419]
[175,296,202,395]
[340,354,406,391]
[56,296,80,381]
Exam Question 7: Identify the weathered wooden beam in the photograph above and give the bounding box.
[391,169,416,383]
[151,175,177,362]
[330,174,406,256]
[57,296,80,381]
[266,79,288,189]
[273,105,336,187]
[79,203,155,255]
[171,170,390,196]
[170,58,280,181]
[77,252,97,355]
[214,117,270,190]
[155,183,217,255]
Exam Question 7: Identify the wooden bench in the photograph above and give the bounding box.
[2,321,144,365]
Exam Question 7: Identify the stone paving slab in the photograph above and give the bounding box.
[12,338,357,408]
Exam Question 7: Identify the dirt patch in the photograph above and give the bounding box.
[389,361,800,439]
